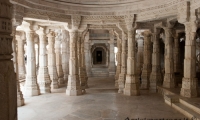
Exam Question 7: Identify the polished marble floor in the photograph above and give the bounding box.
[18,77,186,120]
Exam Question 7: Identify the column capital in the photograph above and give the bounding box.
[22,21,39,32]
[64,15,81,31]
[47,31,56,38]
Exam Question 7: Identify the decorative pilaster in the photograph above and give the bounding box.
[16,31,26,81]
[47,31,59,89]
[115,37,122,87]
[65,15,82,96]
[180,22,198,97]
[149,31,162,92]
[141,31,152,89]
[62,30,70,84]
[118,33,127,93]
[123,15,140,96]
[23,21,40,96]
[36,27,51,93]
[163,27,175,88]
[12,27,24,106]
[55,29,65,87]
[109,30,116,77]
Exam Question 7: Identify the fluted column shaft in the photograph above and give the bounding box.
[55,33,65,87]
[66,30,82,96]
[180,22,198,97]
[115,38,122,87]
[37,30,51,93]
[62,30,69,84]
[118,33,127,93]
[149,33,162,92]
[163,28,175,88]
[24,30,40,96]
[47,32,59,89]
[124,29,140,96]
[141,31,152,89]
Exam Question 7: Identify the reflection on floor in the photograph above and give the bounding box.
[18,77,186,120]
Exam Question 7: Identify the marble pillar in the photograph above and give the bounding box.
[36,27,51,93]
[23,22,40,96]
[109,30,116,77]
[66,30,82,96]
[118,33,127,93]
[62,30,69,84]
[136,37,143,77]
[163,28,175,88]
[141,31,152,89]
[180,22,198,97]
[115,38,122,87]
[47,31,59,89]
[84,32,92,77]
[0,1,18,119]
[55,30,65,87]
[124,28,140,96]
[16,32,26,81]
[12,27,24,107]
[149,31,162,92]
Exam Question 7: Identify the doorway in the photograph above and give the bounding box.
[96,51,102,63]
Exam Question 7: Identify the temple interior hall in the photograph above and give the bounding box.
[1,0,200,120]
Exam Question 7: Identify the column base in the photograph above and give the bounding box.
[66,75,82,96]
[37,74,51,93]
[180,78,198,98]
[17,91,24,107]
[149,73,162,92]
[163,73,175,88]
[140,76,149,90]
[58,77,65,87]
[24,76,40,97]
[118,73,126,93]
[124,75,140,96]
[51,78,59,89]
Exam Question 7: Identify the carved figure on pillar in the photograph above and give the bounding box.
[47,31,59,89]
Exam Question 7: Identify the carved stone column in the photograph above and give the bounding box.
[109,30,116,77]
[163,27,175,88]
[84,32,92,77]
[118,33,127,93]
[141,31,152,89]
[47,31,59,89]
[115,37,122,87]
[136,36,143,77]
[66,30,82,95]
[36,27,51,93]
[62,30,69,84]
[124,19,140,96]
[12,27,24,107]
[23,22,40,97]
[149,31,162,92]
[0,1,17,119]
[16,32,26,81]
[55,29,65,87]
[180,22,198,97]
[65,15,82,96]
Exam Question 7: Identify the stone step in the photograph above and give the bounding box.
[180,99,200,115]
[172,103,200,119]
